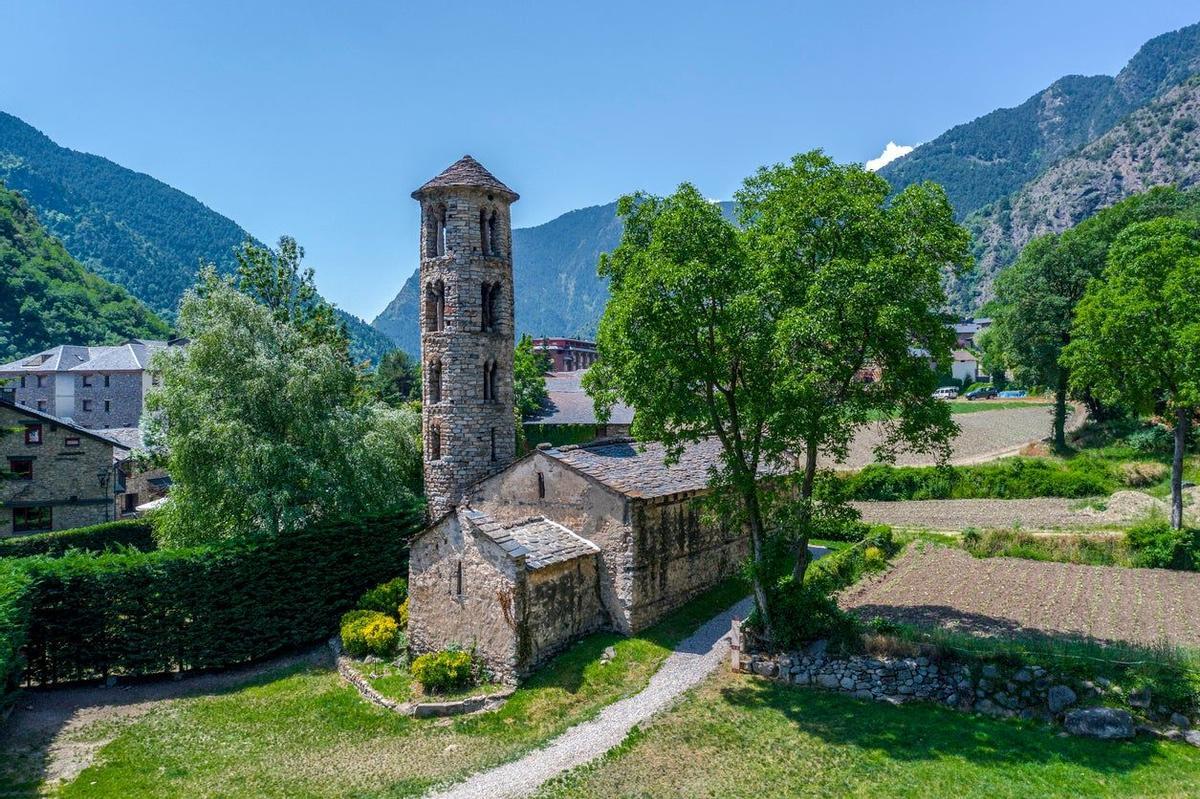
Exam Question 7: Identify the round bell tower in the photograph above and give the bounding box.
[412,156,519,519]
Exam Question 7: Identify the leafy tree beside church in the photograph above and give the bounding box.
[586,152,969,642]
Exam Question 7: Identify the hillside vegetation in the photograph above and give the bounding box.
[960,78,1200,309]
[0,112,394,364]
[879,21,1200,220]
[0,182,170,360]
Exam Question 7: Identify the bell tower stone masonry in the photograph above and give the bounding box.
[413,156,519,519]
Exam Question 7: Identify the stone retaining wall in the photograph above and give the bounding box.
[727,621,1197,745]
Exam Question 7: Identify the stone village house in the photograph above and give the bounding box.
[1,393,131,536]
[407,158,749,683]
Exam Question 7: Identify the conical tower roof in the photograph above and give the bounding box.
[411,155,519,201]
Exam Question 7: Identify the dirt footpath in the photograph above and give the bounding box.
[0,647,328,789]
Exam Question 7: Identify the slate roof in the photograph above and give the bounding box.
[411,155,519,201]
[461,509,599,570]
[526,370,635,427]
[0,340,172,373]
[542,437,788,499]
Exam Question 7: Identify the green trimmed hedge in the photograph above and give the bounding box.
[17,505,422,686]
[839,458,1115,501]
[0,519,156,559]
[0,560,34,698]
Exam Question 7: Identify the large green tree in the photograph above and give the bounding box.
[1064,217,1200,529]
[513,334,551,420]
[371,349,420,406]
[586,152,968,638]
[988,186,1200,445]
[146,252,421,547]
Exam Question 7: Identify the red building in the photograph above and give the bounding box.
[532,338,598,372]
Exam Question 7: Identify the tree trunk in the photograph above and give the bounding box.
[1053,370,1069,450]
[1171,407,1189,531]
[792,441,819,583]
[743,488,773,642]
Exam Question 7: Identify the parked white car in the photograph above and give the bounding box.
[932,386,959,400]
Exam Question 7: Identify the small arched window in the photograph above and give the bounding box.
[424,280,446,332]
[482,360,493,402]
[426,204,448,257]
[487,209,498,256]
[430,424,442,460]
[481,282,500,332]
[490,427,497,462]
[537,471,545,498]
[429,360,442,403]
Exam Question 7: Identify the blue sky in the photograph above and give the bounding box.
[2,2,1197,320]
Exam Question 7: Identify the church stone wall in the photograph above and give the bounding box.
[521,556,605,674]
[468,451,637,633]
[408,513,523,684]
[626,495,749,632]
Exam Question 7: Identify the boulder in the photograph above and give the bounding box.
[1128,688,1152,709]
[1048,685,1078,714]
[751,660,779,679]
[1064,707,1135,740]
[816,673,841,689]
[1171,712,1191,730]
[1186,730,1200,749]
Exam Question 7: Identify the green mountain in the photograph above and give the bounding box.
[879,21,1200,220]
[958,77,1200,310]
[0,112,395,364]
[0,181,170,360]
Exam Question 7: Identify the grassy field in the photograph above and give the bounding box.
[2,579,748,799]
[947,399,1052,415]
[535,671,1200,799]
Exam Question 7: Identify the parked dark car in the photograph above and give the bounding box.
[965,386,999,400]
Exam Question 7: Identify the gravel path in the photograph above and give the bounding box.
[830,403,1064,470]
[425,596,754,799]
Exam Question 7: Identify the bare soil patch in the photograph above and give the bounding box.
[839,544,1200,649]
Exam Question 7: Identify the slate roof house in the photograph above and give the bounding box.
[0,339,185,429]
[407,159,748,683]
[523,369,635,449]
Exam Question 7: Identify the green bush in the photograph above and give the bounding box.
[0,519,156,559]
[357,577,408,617]
[1126,424,1175,455]
[0,560,34,698]
[18,503,422,685]
[964,529,1128,567]
[411,649,475,693]
[1127,517,1200,570]
[341,610,400,658]
[762,578,859,651]
[840,458,1115,501]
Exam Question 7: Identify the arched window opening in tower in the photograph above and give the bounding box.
[482,360,493,402]
[481,282,499,332]
[435,204,448,256]
[487,209,498,256]
[490,427,497,462]
[479,208,490,256]
[425,280,446,332]
[430,425,442,460]
[429,360,442,403]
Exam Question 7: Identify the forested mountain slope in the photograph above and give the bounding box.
[0,182,170,360]
[879,21,1200,220]
[0,112,394,363]
[957,77,1200,310]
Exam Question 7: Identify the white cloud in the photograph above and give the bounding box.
[865,141,915,172]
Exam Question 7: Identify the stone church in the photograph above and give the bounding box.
[407,157,747,683]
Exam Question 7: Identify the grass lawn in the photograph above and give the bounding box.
[12,578,746,799]
[947,399,1053,415]
[535,671,1200,799]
